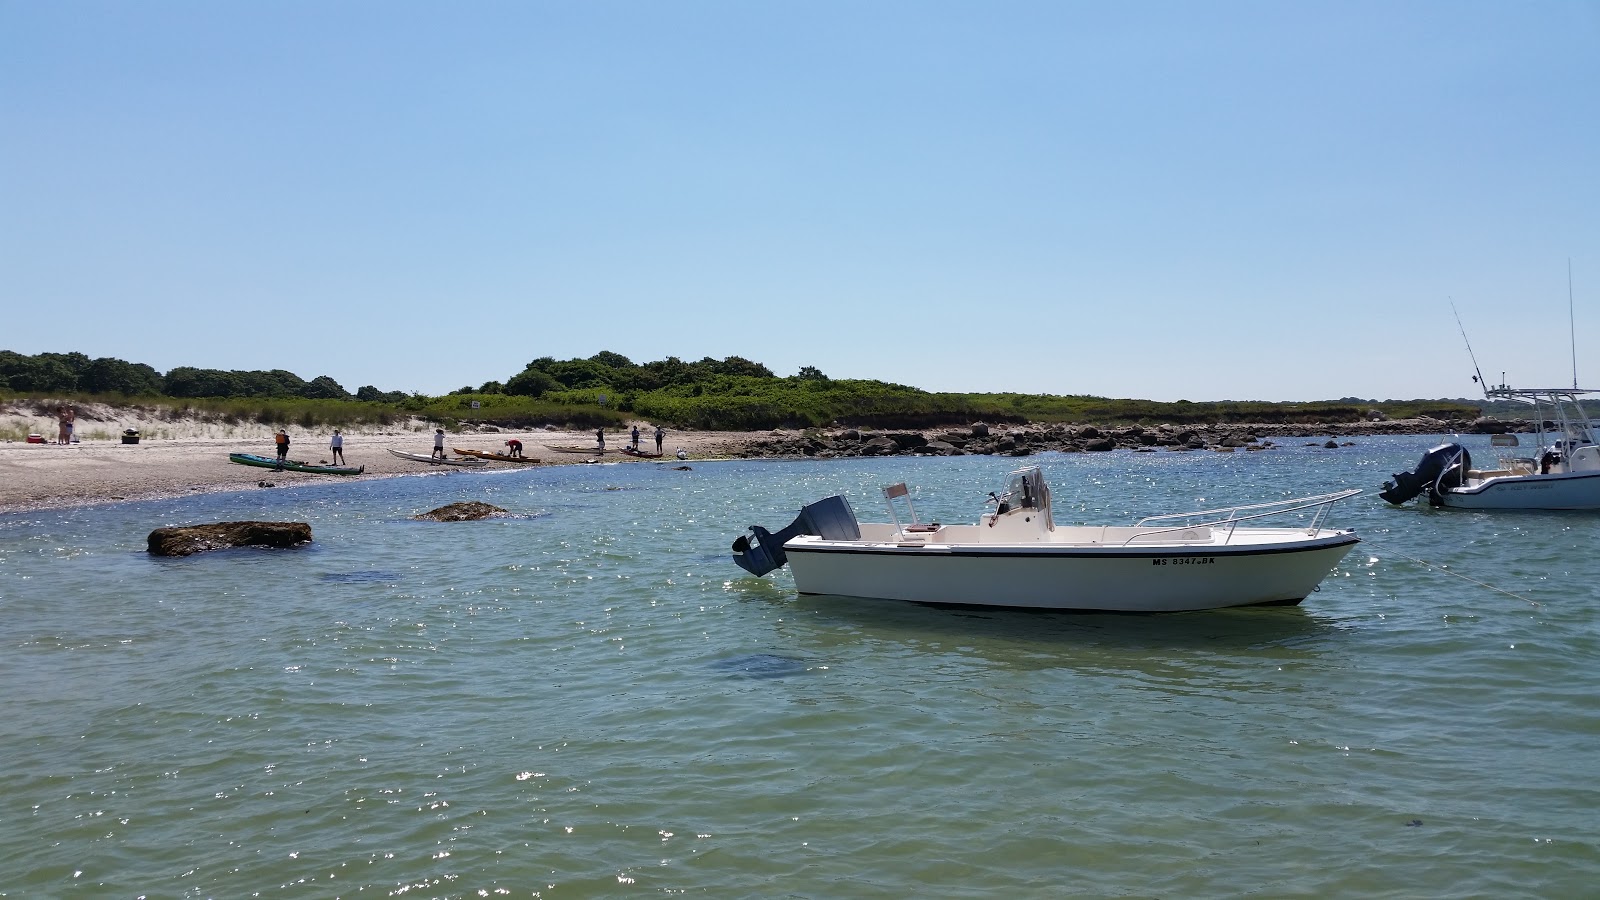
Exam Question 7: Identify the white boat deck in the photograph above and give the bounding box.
[853,521,1321,549]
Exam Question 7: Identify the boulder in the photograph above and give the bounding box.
[147,521,312,556]
[970,422,990,438]
[414,501,509,522]
[1084,438,1115,452]
[887,432,929,449]
[923,440,964,455]
[860,436,899,456]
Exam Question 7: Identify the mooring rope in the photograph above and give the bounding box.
[1364,538,1540,608]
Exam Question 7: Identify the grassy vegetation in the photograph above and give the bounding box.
[2,349,1486,432]
[964,394,1480,425]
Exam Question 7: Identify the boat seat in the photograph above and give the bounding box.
[904,523,940,533]
[1467,469,1514,479]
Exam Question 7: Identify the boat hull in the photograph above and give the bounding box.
[1441,470,1600,510]
[228,453,364,475]
[783,533,1359,612]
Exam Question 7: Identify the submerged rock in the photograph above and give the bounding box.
[710,653,809,679]
[147,521,312,556]
[413,501,508,522]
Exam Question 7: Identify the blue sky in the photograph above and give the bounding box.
[3,1,1597,402]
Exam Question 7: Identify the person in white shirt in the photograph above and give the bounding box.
[432,429,446,460]
[330,429,345,464]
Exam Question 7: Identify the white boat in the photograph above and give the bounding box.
[1380,385,1600,510]
[386,448,489,467]
[731,467,1361,612]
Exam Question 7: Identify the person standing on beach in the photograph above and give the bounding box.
[654,425,665,455]
[505,438,523,458]
[432,429,447,460]
[330,429,345,465]
[631,425,640,451]
[595,427,605,453]
[275,429,290,464]
[56,406,72,444]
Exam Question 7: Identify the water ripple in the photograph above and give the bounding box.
[3,440,1599,895]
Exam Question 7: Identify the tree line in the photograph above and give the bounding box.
[0,350,407,403]
[1,348,1482,430]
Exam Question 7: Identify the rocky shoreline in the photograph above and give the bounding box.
[728,416,1523,460]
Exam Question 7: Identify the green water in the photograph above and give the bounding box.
[2,439,1597,897]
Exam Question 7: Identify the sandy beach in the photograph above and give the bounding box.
[0,407,759,514]
[0,401,1477,515]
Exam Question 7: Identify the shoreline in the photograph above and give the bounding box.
[0,416,1492,516]
[0,428,753,515]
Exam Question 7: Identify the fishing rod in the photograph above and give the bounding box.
[1450,300,1491,400]
[1570,258,1578,390]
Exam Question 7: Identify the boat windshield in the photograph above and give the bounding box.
[995,467,1054,528]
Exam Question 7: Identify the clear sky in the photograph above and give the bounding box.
[3,1,1597,402]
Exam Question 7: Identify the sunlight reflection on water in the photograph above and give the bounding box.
[2,438,1598,895]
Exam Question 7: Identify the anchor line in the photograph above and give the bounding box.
[1364,539,1540,608]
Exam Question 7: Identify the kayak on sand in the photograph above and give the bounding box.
[229,452,365,475]
[453,448,541,464]
[386,448,489,467]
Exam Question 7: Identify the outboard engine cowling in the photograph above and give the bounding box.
[731,494,860,576]
[1380,443,1470,505]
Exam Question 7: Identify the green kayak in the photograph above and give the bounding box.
[229,452,365,475]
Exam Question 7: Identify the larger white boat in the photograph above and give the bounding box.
[731,467,1361,612]
[1380,385,1600,510]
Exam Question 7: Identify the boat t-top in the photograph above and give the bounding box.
[1380,383,1600,510]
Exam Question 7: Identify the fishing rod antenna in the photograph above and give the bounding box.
[1451,300,1490,400]
[1570,258,1578,390]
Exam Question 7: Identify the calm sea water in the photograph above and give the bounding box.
[3,436,1598,898]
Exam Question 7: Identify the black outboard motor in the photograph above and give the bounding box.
[1380,443,1471,505]
[732,494,861,576]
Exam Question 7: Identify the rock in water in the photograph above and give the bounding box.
[147,521,312,556]
[413,501,508,522]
